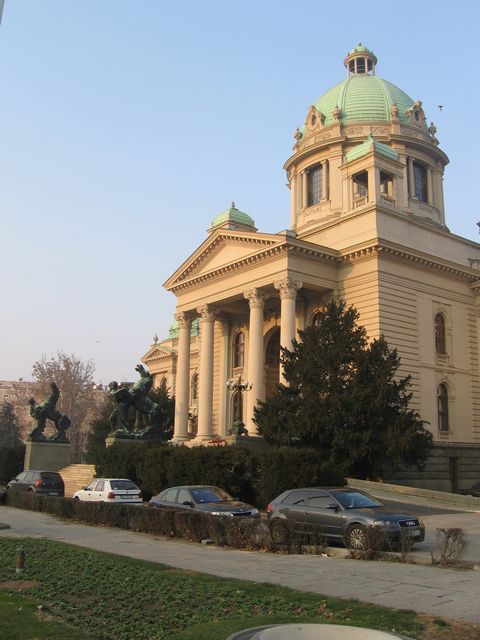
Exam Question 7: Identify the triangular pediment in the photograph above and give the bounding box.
[142,344,177,364]
[164,229,281,290]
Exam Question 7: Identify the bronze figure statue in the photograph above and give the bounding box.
[108,364,164,440]
[28,382,71,443]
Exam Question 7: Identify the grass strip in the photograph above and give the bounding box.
[0,537,437,640]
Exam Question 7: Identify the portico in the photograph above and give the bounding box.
[142,45,480,456]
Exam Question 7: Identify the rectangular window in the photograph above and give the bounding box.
[413,162,428,202]
[307,166,323,207]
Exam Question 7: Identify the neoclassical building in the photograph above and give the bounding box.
[143,45,480,481]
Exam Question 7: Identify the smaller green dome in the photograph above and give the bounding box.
[211,202,256,231]
[345,134,400,163]
[347,43,374,56]
[168,318,200,339]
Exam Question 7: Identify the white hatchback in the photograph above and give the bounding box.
[73,478,143,504]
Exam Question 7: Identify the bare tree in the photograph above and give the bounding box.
[30,352,96,462]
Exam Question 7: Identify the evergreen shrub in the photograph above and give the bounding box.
[0,445,25,484]
[95,443,344,507]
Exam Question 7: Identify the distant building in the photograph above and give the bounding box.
[143,46,480,489]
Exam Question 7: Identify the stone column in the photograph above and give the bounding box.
[427,167,434,205]
[275,277,303,383]
[290,171,297,229]
[408,157,415,198]
[434,168,446,224]
[244,289,266,435]
[218,318,230,437]
[322,161,329,200]
[195,304,216,442]
[172,312,192,443]
[301,170,308,209]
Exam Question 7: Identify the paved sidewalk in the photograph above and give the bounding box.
[1,506,480,625]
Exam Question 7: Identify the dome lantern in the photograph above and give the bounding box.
[344,43,377,77]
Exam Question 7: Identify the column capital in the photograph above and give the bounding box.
[175,311,195,328]
[244,288,266,308]
[274,277,303,299]
[197,304,216,321]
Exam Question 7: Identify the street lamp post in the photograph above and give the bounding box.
[226,376,252,436]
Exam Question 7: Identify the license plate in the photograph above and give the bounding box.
[48,492,59,496]
[407,528,421,537]
[120,495,131,499]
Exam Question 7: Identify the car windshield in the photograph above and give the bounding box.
[40,473,62,482]
[190,487,232,503]
[332,491,382,509]
[110,480,138,491]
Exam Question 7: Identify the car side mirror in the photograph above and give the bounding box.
[326,502,339,511]
[182,500,194,508]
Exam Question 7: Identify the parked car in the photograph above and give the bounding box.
[464,481,480,497]
[73,478,143,504]
[7,470,65,497]
[266,487,425,549]
[149,485,259,517]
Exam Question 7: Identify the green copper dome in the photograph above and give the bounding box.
[211,202,256,231]
[308,46,417,128]
[314,75,414,127]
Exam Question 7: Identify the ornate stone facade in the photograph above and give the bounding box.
[142,46,480,474]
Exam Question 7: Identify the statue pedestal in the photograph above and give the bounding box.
[24,441,71,471]
[105,436,143,448]
[224,435,267,451]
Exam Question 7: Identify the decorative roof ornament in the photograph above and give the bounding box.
[390,103,399,121]
[344,43,377,77]
[153,333,158,344]
[428,122,439,146]
[210,202,257,233]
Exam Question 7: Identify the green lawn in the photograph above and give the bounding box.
[0,537,431,640]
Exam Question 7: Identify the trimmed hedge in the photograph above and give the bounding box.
[4,490,276,550]
[94,444,344,507]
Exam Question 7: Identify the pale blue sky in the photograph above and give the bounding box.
[1,1,479,384]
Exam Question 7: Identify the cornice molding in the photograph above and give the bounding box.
[341,242,480,282]
[167,233,480,296]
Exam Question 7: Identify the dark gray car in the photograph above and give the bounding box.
[149,485,259,517]
[266,487,425,548]
[7,470,65,497]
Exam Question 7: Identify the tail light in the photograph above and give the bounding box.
[266,503,273,513]
[34,479,43,488]
[107,491,116,499]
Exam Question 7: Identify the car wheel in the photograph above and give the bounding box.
[269,519,290,545]
[346,525,367,550]
[74,496,80,500]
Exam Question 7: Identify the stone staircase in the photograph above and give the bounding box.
[57,463,96,497]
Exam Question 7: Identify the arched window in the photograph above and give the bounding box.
[435,313,446,355]
[266,329,280,366]
[307,166,323,207]
[437,383,449,432]
[233,331,245,368]
[190,373,199,402]
[413,162,427,202]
